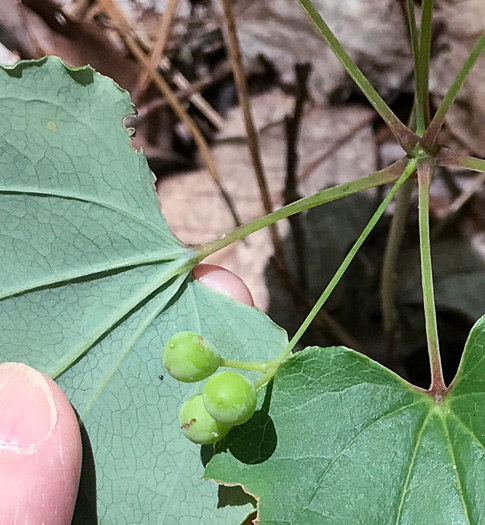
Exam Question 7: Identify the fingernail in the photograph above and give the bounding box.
[0,362,57,454]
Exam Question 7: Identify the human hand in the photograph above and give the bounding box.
[0,362,82,524]
[0,264,253,525]
[192,263,254,307]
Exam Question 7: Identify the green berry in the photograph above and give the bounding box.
[179,394,230,445]
[202,371,257,426]
[163,331,221,383]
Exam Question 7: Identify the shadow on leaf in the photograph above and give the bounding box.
[71,419,97,525]
[210,381,277,465]
[224,408,277,465]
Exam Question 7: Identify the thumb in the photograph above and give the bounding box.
[0,362,82,525]
[193,264,255,307]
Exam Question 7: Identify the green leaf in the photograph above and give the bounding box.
[0,57,287,523]
[206,315,485,524]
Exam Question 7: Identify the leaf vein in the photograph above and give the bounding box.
[394,409,433,524]
[49,260,188,379]
[0,187,174,240]
[440,415,473,525]
[0,252,188,302]
[290,399,428,524]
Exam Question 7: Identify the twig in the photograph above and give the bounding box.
[68,0,95,19]
[135,61,231,114]
[284,63,312,291]
[130,0,225,129]
[431,171,485,240]
[133,0,179,97]
[380,178,413,364]
[128,1,225,131]
[299,114,375,181]
[158,56,225,130]
[220,0,286,264]
[97,0,243,230]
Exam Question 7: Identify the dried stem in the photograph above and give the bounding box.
[431,171,485,240]
[134,0,179,96]
[97,0,243,228]
[380,178,413,362]
[284,63,311,290]
[220,0,286,264]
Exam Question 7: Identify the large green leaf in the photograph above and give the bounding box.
[206,315,485,524]
[0,57,287,523]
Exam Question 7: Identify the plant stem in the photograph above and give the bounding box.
[284,64,311,290]
[406,0,425,135]
[194,159,408,260]
[221,358,271,373]
[380,5,422,360]
[437,147,485,173]
[380,178,413,360]
[421,30,485,150]
[417,160,445,394]
[455,156,485,173]
[133,0,179,95]
[255,371,277,390]
[297,0,418,152]
[431,171,485,241]
[98,0,243,229]
[417,0,434,128]
[276,159,418,363]
[220,0,286,263]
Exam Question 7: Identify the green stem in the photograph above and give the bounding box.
[255,371,276,391]
[417,0,434,128]
[276,159,418,364]
[296,0,418,153]
[417,160,445,394]
[436,148,485,173]
[421,30,485,150]
[195,160,408,260]
[220,358,271,373]
[406,0,425,135]
[449,155,485,173]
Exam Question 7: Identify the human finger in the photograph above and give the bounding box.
[192,264,255,307]
[0,362,82,525]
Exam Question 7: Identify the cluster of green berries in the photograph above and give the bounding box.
[163,331,257,445]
